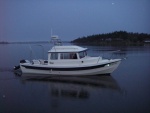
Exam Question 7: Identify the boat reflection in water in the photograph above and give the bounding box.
[20,74,122,99]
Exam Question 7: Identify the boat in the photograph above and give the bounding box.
[15,36,121,76]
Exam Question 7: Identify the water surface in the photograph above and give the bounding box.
[0,43,150,113]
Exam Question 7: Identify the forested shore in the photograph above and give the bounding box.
[72,31,150,46]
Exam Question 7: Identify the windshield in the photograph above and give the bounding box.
[79,51,87,58]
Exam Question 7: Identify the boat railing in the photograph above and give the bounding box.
[97,56,102,63]
[97,50,121,63]
[32,59,48,65]
[103,50,121,59]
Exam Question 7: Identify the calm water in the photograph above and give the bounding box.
[0,43,150,113]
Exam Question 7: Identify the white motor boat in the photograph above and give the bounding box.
[16,36,121,76]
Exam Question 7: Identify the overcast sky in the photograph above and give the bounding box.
[0,0,150,41]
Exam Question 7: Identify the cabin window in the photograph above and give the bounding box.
[79,51,87,58]
[70,53,77,59]
[60,53,77,59]
[50,53,58,60]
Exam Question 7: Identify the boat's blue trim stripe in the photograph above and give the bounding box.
[21,61,119,71]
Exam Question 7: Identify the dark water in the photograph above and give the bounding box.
[0,43,150,113]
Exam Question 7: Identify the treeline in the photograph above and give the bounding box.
[72,31,150,46]
[0,41,49,44]
[0,41,9,44]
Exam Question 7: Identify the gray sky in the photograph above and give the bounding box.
[0,0,150,41]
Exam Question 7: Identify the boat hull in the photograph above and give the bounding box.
[20,60,121,76]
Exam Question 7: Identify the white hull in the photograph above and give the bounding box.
[20,59,121,76]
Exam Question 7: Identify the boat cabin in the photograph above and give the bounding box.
[48,45,88,65]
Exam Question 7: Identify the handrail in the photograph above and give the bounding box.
[102,50,120,57]
[97,56,101,63]
[97,50,121,63]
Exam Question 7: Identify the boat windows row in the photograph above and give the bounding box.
[50,51,87,60]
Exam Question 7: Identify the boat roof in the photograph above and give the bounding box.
[48,45,88,53]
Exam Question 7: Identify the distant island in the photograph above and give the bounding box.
[0,41,49,44]
[71,31,150,46]
[0,41,9,44]
[0,41,70,44]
